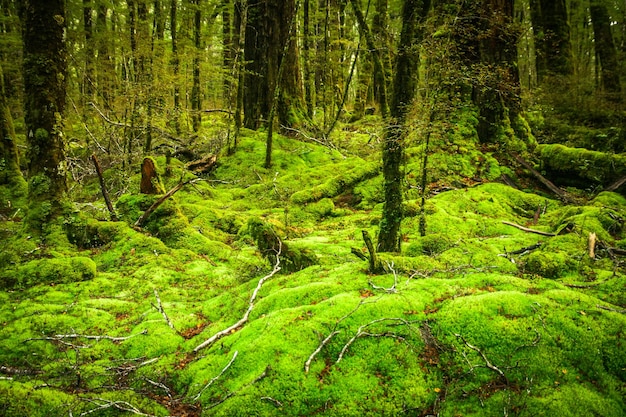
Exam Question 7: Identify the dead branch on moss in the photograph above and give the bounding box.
[135,178,203,228]
[79,398,158,417]
[604,175,626,192]
[597,305,626,314]
[0,365,42,376]
[27,330,148,347]
[455,334,506,380]
[90,154,118,221]
[305,331,340,373]
[205,366,269,410]
[336,318,414,364]
[502,221,556,237]
[153,289,177,332]
[512,153,574,203]
[192,351,238,401]
[261,397,283,407]
[368,261,398,293]
[193,246,282,353]
[503,242,543,256]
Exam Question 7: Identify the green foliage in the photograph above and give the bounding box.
[1,129,626,416]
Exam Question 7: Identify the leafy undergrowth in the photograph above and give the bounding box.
[1,128,625,416]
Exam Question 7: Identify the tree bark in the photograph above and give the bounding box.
[529,0,573,81]
[191,0,202,132]
[590,1,622,101]
[19,0,68,223]
[170,0,181,133]
[0,64,26,195]
[243,0,305,129]
[377,0,430,253]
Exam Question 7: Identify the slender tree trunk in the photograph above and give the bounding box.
[590,1,622,101]
[95,2,114,106]
[529,0,573,81]
[83,0,95,101]
[349,0,388,117]
[377,0,430,252]
[0,64,26,197]
[303,0,314,118]
[170,0,181,133]
[231,0,247,153]
[191,0,202,132]
[222,0,232,104]
[19,0,68,225]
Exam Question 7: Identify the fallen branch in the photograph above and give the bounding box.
[596,305,626,314]
[80,398,158,417]
[604,175,626,192]
[205,366,269,410]
[368,261,398,293]
[192,351,238,401]
[28,330,147,345]
[91,154,118,221]
[135,179,202,228]
[304,331,340,373]
[502,221,556,237]
[153,289,177,332]
[504,242,543,256]
[512,153,573,203]
[336,318,412,364]
[455,334,506,380]
[193,245,282,353]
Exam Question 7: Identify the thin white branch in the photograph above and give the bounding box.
[192,350,239,401]
[153,289,177,331]
[28,330,147,344]
[336,318,412,364]
[455,334,506,379]
[193,245,282,353]
[369,261,398,293]
[304,331,340,373]
[80,398,157,417]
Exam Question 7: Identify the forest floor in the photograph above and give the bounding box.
[0,119,625,416]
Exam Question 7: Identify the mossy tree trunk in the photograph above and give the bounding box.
[0,64,26,199]
[377,0,430,253]
[19,0,68,225]
[243,0,305,130]
[529,0,573,81]
[590,1,622,102]
[170,0,181,133]
[463,0,521,143]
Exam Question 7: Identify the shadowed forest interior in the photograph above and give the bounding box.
[0,0,625,415]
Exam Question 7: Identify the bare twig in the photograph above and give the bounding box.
[80,398,158,416]
[502,221,556,237]
[28,330,147,344]
[193,245,282,353]
[304,331,340,373]
[153,289,176,332]
[261,397,283,407]
[91,154,118,221]
[135,178,202,227]
[336,318,412,364]
[597,305,626,314]
[369,261,398,293]
[455,334,506,380]
[192,351,238,401]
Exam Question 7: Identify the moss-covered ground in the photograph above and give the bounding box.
[1,125,625,416]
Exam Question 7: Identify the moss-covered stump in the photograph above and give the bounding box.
[536,144,626,188]
[247,218,318,273]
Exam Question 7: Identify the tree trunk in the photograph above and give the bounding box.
[243,0,304,129]
[19,0,68,225]
[529,0,573,81]
[170,0,181,133]
[302,0,314,119]
[590,1,622,101]
[222,0,232,104]
[349,0,388,118]
[377,0,430,253]
[83,0,95,101]
[0,64,26,198]
[191,0,202,132]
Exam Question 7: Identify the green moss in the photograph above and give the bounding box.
[16,256,96,287]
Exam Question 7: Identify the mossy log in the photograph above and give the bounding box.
[247,219,317,273]
[536,144,626,189]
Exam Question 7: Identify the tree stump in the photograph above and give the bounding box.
[140,157,165,194]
